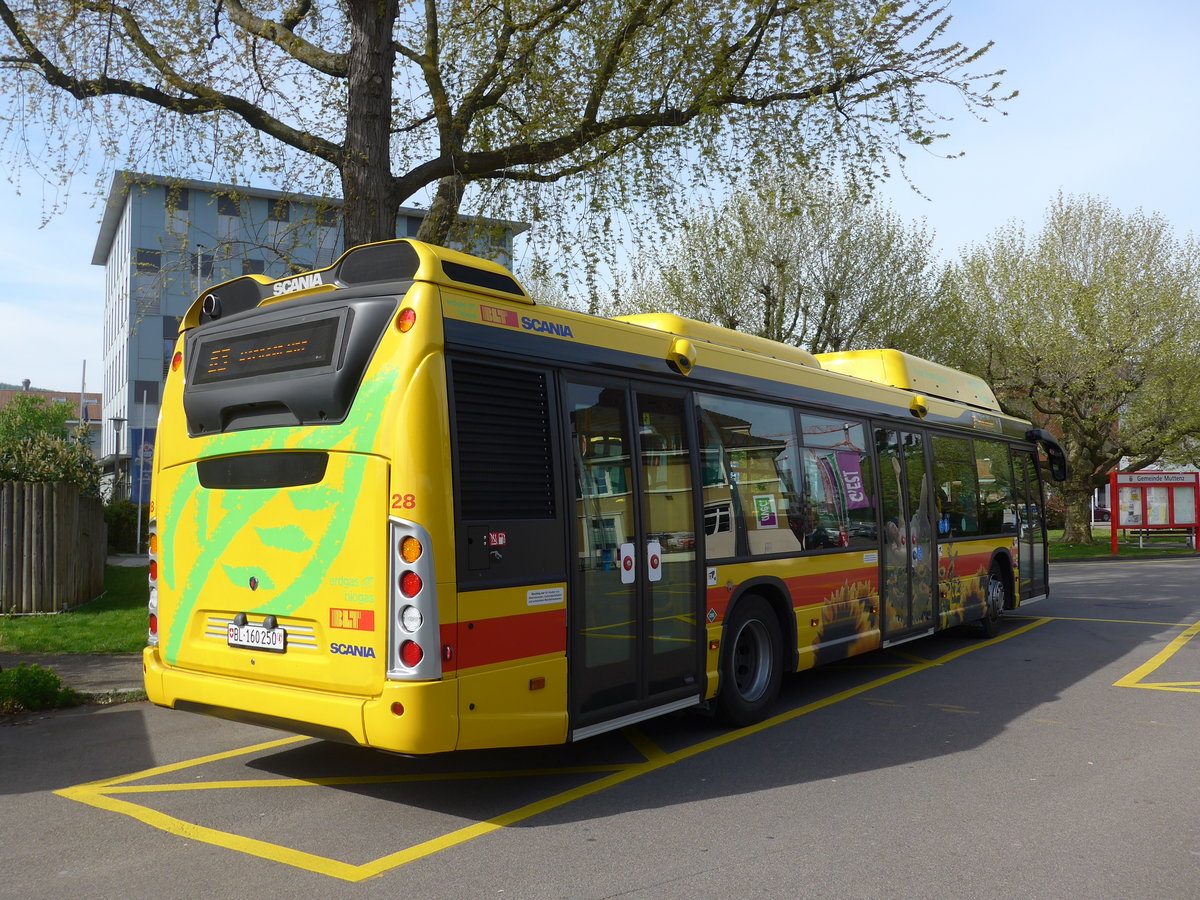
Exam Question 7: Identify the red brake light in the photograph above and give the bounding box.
[400,571,423,597]
[149,614,158,635]
[149,559,158,581]
[400,640,423,667]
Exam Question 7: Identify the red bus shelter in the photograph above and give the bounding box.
[1109,471,1199,554]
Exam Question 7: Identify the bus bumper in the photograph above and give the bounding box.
[142,647,460,754]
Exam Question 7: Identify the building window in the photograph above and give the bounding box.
[242,258,266,276]
[192,251,214,280]
[317,207,339,228]
[217,195,241,217]
[167,187,189,211]
[269,200,290,222]
[135,249,161,272]
[132,380,160,404]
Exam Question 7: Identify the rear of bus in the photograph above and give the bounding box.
[143,240,525,754]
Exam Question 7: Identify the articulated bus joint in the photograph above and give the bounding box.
[387,517,442,681]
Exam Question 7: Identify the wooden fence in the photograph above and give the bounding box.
[0,482,107,613]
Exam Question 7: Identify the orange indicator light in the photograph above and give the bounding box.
[397,307,417,333]
[399,536,422,563]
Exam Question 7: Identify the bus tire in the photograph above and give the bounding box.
[978,563,1009,638]
[717,595,782,726]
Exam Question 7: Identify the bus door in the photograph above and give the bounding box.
[1012,449,1048,601]
[876,428,937,642]
[565,379,701,737]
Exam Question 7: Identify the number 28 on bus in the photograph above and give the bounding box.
[143,238,1066,754]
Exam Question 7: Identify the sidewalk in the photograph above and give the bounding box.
[0,651,146,703]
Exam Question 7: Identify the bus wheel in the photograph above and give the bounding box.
[717,595,782,726]
[979,564,1009,638]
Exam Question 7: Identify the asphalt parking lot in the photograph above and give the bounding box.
[3,558,1199,899]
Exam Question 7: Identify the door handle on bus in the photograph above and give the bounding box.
[646,541,663,583]
[619,542,636,584]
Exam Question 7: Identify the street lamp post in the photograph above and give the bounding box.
[195,243,207,295]
[110,416,126,500]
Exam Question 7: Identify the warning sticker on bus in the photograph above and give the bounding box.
[527,588,564,607]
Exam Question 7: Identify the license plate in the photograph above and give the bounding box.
[227,622,287,652]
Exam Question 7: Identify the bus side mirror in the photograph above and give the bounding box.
[1026,428,1068,482]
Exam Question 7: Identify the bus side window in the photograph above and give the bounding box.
[798,415,877,550]
[930,434,981,538]
[975,439,1015,534]
[697,395,802,558]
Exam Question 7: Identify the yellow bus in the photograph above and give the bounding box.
[143,238,1066,752]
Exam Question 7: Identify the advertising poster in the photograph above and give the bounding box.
[1119,487,1142,526]
[753,494,778,529]
[129,426,156,506]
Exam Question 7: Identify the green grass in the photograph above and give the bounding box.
[0,565,148,654]
[1048,528,1199,561]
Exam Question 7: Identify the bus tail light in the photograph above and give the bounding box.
[396,307,417,333]
[171,350,183,372]
[400,640,424,667]
[399,605,423,632]
[147,519,159,646]
[399,535,422,562]
[387,517,439,680]
[400,571,422,597]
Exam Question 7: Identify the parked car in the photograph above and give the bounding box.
[1093,506,1111,522]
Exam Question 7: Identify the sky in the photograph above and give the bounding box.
[1,0,1198,393]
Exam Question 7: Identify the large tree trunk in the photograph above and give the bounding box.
[342,0,398,248]
[1061,479,1097,545]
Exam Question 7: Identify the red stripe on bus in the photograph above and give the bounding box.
[448,608,567,671]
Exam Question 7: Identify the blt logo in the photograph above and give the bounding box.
[330,608,375,631]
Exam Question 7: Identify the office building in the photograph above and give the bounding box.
[92,171,525,500]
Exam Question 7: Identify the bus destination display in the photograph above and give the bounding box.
[194,317,340,385]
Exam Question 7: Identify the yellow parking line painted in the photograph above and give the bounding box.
[1137,681,1200,688]
[1037,615,1195,628]
[622,726,670,764]
[60,735,310,791]
[888,651,932,666]
[58,784,367,881]
[1120,684,1200,694]
[57,618,1049,882]
[100,764,645,795]
[1114,619,1200,692]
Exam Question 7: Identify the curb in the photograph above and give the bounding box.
[1051,553,1200,564]
[78,688,148,705]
